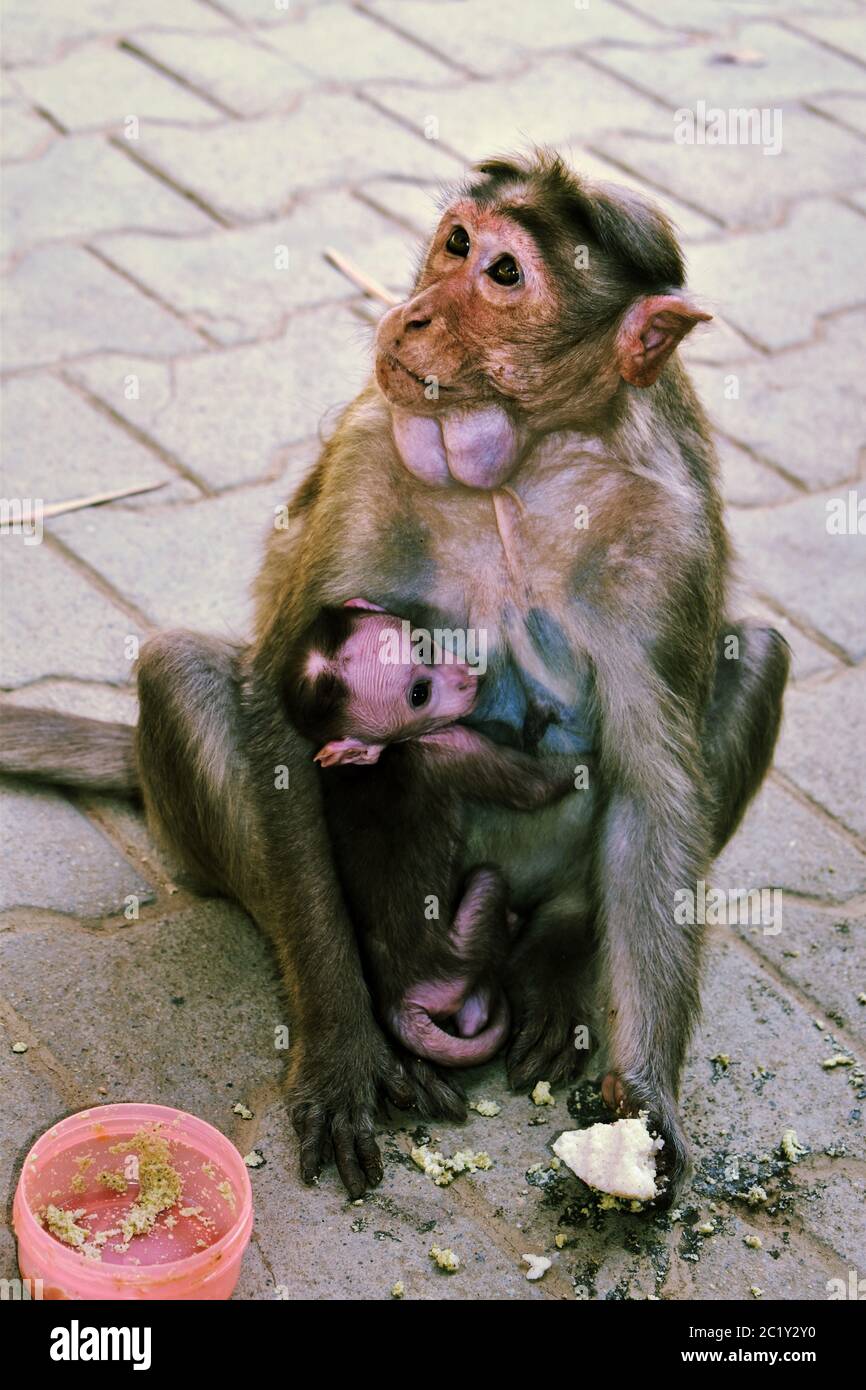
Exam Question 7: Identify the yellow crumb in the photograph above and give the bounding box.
[429,1245,460,1273]
[531,1081,555,1106]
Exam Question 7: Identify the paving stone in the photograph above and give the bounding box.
[689,313,866,490]
[263,4,456,85]
[731,901,865,1047]
[0,902,282,1122]
[2,245,203,370]
[359,178,445,235]
[597,107,866,230]
[594,22,866,108]
[0,779,154,917]
[684,938,864,1165]
[368,0,663,78]
[127,30,311,118]
[775,669,866,838]
[0,542,139,687]
[789,13,866,66]
[249,1096,559,1301]
[372,55,666,159]
[716,434,799,508]
[727,488,865,660]
[1,376,196,509]
[796,1172,866,1272]
[94,192,417,345]
[810,92,866,137]
[619,0,861,31]
[0,0,223,66]
[0,100,55,162]
[137,96,461,223]
[65,304,368,490]
[0,1047,67,1228]
[713,780,866,906]
[1,137,212,257]
[681,314,759,366]
[686,201,866,350]
[7,41,220,133]
[48,481,288,636]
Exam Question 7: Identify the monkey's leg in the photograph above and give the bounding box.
[703,622,790,855]
[137,631,464,1198]
[505,890,597,1090]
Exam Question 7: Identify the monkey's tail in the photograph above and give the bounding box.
[391,994,510,1068]
[0,704,139,795]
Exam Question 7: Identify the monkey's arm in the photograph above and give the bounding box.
[417,725,575,810]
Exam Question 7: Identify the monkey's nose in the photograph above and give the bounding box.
[405,316,431,332]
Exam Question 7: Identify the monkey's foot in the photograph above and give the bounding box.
[506,996,587,1091]
[601,1073,691,1206]
[291,1034,466,1199]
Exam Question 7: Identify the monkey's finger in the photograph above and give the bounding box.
[407,1059,467,1121]
[296,1114,327,1186]
[381,1064,416,1111]
[355,1129,385,1188]
[332,1116,371,1199]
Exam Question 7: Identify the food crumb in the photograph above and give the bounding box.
[411,1144,492,1187]
[43,1205,90,1249]
[469,1098,501,1117]
[750,1285,764,1299]
[553,1117,663,1201]
[97,1169,128,1194]
[217,1180,236,1210]
[429,1245,459,1273]
[11,1042,28,1053]
[391,1281,405,1299]
[696,1221,715,1235]
[780,1129,808,1163]
[522,1253,551,1281]
[232,1103,253,1120]
[744,1235,763,1249]
[822,1054,854,1069]
[555,1233,568,1249]
[110,1125,183,1244]
[244,1150,265,1169]
[711,1053,730,1069]
[745,1185,768,1206]
[531,1081,555,1106]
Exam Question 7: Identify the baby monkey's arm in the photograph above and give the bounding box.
[417,725,576,811]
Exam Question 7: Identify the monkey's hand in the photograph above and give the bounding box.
[419,726,576,810]
[602,1073,692,1205]
[290,1033,466,1199]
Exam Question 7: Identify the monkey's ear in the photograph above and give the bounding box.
[314,738,384,767]
[343,597,386,612]
[616,295,712,388]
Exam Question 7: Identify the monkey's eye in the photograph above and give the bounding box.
[409,678,432,709]
[487,255,521,286]
[445,226,470,258]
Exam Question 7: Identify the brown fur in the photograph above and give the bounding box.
[0,152,789,1200]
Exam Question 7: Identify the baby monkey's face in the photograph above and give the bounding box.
[335,611,481,741]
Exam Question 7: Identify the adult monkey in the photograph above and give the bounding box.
[1,153,789,1200]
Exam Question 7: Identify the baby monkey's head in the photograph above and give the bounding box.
[285,598,481,767]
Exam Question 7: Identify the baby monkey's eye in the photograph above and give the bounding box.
[487,255,520,286]
[409,678,432,709]
[445,226,470,257]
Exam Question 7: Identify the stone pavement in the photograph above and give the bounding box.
[1,0,865,1301]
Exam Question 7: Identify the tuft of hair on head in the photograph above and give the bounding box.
[283,604,357,746]
[465,147,686,334]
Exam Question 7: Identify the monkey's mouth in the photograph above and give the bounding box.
[383,352,437,388]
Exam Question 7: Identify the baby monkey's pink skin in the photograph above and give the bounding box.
[291,600,574,1069]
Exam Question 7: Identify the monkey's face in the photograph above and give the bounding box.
[338,614,481,742]
[375,202,557,415]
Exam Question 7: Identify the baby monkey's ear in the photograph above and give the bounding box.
[314,738,385,768]
[343,597,386,612]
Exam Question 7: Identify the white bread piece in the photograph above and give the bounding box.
[552,1118,663,1200]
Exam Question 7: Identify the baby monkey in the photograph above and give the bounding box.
[284,599,574,1067]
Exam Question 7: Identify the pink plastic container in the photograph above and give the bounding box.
[13,1103,253,1300]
